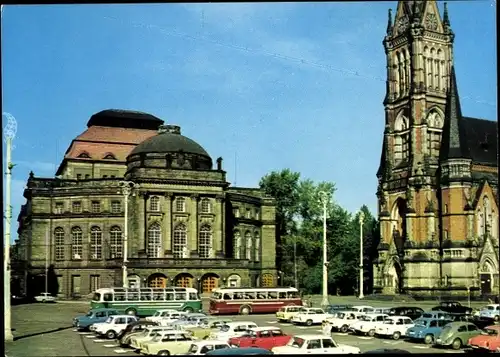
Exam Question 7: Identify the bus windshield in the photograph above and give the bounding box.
[92,293,101,301]
[211,292,222,300]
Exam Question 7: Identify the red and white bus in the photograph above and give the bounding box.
[208,287,302,315]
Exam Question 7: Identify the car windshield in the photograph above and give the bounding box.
[360,316,373,321]
[441,326,453,335]
[415,319,428,327]
[188,344,198,353]
[153,312,161,317]
[86,311,93,317]
[151,334,162,342]
[279,307,286,312]
[287,337,305,348]
[105,317,113,323]
[220,325,230,332]
[487,306,496,310]
[483,329,498,336]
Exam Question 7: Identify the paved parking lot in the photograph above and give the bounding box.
[5,301,473,356]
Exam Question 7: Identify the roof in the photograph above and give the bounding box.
[129,124,211,159]
[87,109,164,129]
[249,326,282,332]
[462,117,498,166]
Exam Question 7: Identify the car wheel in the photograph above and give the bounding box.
[240,305,251,315]
[106,330,117,339]
[306,319,313,326]
[125,308,137,316]
[368,329,375,337]
[340,325,349,333]
[183,307,194,313]
[202,335,209,340]
[452,338,462,350]
[392,331,401,340]
[424,334,434,345]
[158,350,170,356]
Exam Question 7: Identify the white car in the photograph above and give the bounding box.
[272,334,360,354]
[375,316,414,340]
[291,308,332,326]
[349,313,390,336]
[34,292,56,303]
[94,315,138,339]
[478,304,500,321]
[146,309,180,323]
[186,340,232,355]
[350,306,374,314]
[322,311,364,334]
[159,311,189,326]
[209,322,258,341]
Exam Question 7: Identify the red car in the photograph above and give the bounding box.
[468,325,500,352]
[228,327,291,350]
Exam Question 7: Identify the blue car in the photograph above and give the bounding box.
[73,308,119,330]
[406,318,453,345]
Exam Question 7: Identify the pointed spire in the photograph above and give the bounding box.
[440,66,470,160]
[443,2,450,27]
[386,8,393,35]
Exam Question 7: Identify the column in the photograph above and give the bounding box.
[190,194,199,256]
[214,195,224,256]
[164,193,173,256]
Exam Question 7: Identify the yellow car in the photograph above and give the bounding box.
[276,306,306,323]
[185,318,233,340]
[140,330,195,355]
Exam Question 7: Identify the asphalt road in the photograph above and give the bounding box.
[5,301,470,356]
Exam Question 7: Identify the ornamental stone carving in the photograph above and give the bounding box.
[425,13,438,31]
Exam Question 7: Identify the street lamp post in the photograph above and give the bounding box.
[318,191,329,307]
[118,181,139,288]
[359,211,365,299]
[3,112,17,342]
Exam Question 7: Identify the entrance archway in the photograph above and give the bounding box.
[175,273,194,288]
[391,198,407,253]
[480,260,494,295]
[201,273,219,293]
[385,257,403,294]
[148,273,167,288]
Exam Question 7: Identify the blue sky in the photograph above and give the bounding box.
[2,2,497,242]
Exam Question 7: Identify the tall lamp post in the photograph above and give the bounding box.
[359,211,365,299]
[3,112,17,342]
[318,191,329,307]
[118,181,139,288]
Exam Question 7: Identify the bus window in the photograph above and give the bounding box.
[278,292,287,299]
[189,292,198,301]
[166,292,175,301]
[103,293,113,301]
[257,292,267,299]
[140,294,151,301]
[223,293,232,300]
[128,293,139,301]
[244,292,256,300]
[115,292,126,301]
[287,291,299,299]
[153,291,165,301]
[175,292,187,301]
[93,292,101,301]
[268,292,278,299]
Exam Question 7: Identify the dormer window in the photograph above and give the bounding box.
[103,153,116,160]
[77,151,91,159]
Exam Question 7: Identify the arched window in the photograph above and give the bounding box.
[71,227,83,260]
[484,196,492,235]
[234,230,241,259]
[201,198,211,214]
[147,223,162,258]
[261,273,274,288]
[227,274,241,287]
[54,227,65,261]
[254,232,260,262]
[90,226,102,260]
[427,110,443,157]
[176,274,193,288]
[110,226,123,258]
[394,113,409,163]
[176,197,186,212]
[198,225,212,258]
[148,273,167,288]
[245,231,252,260]
[150,196,160,212]
[173,223,188,259]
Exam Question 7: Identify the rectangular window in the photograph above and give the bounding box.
[111,201,122,213]
[76,174,82,180]
[234,208,240,218]
[72,201,82,213]
[85,174,90,179]
[246,209,251,219]
[91,201,101,213]
[71,275,81,295]
[57,275,63,294]
[55,202,64,214]
[90,275,100,292]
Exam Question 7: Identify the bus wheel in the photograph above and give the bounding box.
[183,307,194,313]
[125,308,137,316]
[158,350,170,356]
[240,306,251,315]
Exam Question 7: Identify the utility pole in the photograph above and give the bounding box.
[118,181,139,288]
[359,211,365,299]
[3,112,18,342]
[318,191,329,307]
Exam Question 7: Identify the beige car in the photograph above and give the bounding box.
[276,306,306,323]
[185,318,233,340]
[140,330,195,355]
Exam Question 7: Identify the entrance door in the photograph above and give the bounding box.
[481,274,492,294]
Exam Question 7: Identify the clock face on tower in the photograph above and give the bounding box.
[398,16,409,34]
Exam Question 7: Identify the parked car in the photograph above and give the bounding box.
[388,307,424,321]
[375,316,415,340]
[276,306,306,323]
[420,311,453,320]
[140,330,195,355]
[73,308,119,331]
[448,313,496,330]
[186,340,233,355]
[170,313,207,328]
[93,315,139,339]
[468,325,500,352]
[350,306,374,314]
[34,292,56,303]
[349,313,390,337]
[185,318,233,340]
[435,321,482,350]
[477,304,500,321]
[119,321,159,347]
[291,308,331,326]
[325,305,354,314]
[129,326,180,350]
[145,309,178,323]
[431,301,473,315]
[159,311,189,326]
[322,311,365,334]
[372,307,392,314]
[228,327,291,350]
[209,322,259,341]
[271,334,360,354]
[206,347,273,355]
[406,318,453,344]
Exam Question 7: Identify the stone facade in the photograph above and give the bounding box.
[373,1,498,298]
[15,110,277,298]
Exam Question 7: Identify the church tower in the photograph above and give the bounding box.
[375,1,456,294]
